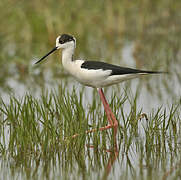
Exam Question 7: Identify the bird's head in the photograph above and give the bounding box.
[35,34,76,64]
[56,34,76,49]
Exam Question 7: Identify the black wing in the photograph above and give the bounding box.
[81,61,163,75]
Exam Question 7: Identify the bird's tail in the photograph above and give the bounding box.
[139,70,168,74]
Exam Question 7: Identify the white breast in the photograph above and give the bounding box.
[63,59,146,88]
[63,60,112,87]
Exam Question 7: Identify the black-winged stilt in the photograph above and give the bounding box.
[35,34,165,135]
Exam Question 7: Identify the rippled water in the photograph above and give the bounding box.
[1,1,181,179]
[1,40,180,179]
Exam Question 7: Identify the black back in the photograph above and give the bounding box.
[81,61,161,75]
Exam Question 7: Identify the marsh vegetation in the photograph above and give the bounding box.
[0,0,181,179]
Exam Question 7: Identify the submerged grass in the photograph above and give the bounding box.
[0,85,180,179]
[0,0,180,179]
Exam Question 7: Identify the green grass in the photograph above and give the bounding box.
[0,0,180,179]
[0,0,180,94]
[0,85,180,179]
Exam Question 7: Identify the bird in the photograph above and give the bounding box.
[35,34,165,135]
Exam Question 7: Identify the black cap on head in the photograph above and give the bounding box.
[59,34,75,44]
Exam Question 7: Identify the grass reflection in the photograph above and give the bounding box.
[0,0,181,179]
[0,85,180,179]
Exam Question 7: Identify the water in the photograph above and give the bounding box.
[1,1,181,178]
[2,41,180,108]
[0,40,180,179]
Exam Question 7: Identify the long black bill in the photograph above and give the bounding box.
[35,47,58,64]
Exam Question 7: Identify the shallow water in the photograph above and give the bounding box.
[0,1,181,179]
[1,41,180,180]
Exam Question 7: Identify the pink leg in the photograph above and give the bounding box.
[86,89,119,177]
[71,88,118,139]
[97,88,118,132]
[72,125,113,138]
[97,88,113,126]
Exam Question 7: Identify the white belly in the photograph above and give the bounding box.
[63,60,146,88]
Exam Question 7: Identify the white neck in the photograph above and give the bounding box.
[62,46,75,62]
[61,46,75,70]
